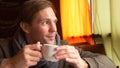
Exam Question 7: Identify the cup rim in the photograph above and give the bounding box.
[43,44,57,47]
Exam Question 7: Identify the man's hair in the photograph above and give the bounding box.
[19,0,56,24]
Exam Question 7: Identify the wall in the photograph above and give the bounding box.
[0,0,62,39]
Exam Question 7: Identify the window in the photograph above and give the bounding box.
[60,0,94,45]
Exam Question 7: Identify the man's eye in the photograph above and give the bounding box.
[38,19,57,25]
[41,20,50,25]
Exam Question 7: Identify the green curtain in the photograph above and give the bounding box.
[110,0,120,66]
[92,0,120,66]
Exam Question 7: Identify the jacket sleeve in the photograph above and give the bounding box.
[0,45,4,66]
[0,40,13,65]
[78,49,116,68]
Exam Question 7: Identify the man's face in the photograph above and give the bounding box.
[27,7,57,44]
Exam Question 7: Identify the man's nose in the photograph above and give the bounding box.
[49,22,57,32]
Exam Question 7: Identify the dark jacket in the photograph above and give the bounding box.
[0,29,116,68]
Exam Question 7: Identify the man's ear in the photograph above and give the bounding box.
[20,22,30,34]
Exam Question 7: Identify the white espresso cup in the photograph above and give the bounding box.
[42,44,58,62]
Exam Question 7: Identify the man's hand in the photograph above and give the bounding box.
[1,42,42,68]
[54,45,88,68]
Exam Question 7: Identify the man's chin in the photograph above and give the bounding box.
[46,40,55,44]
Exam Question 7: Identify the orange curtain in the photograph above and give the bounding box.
[60,0,93,45]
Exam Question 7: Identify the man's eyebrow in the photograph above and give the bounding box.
[39,18,50,21]
[40,18,58,21]
[39,18,47,21]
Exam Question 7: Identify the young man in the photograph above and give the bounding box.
[0,0,116,68]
